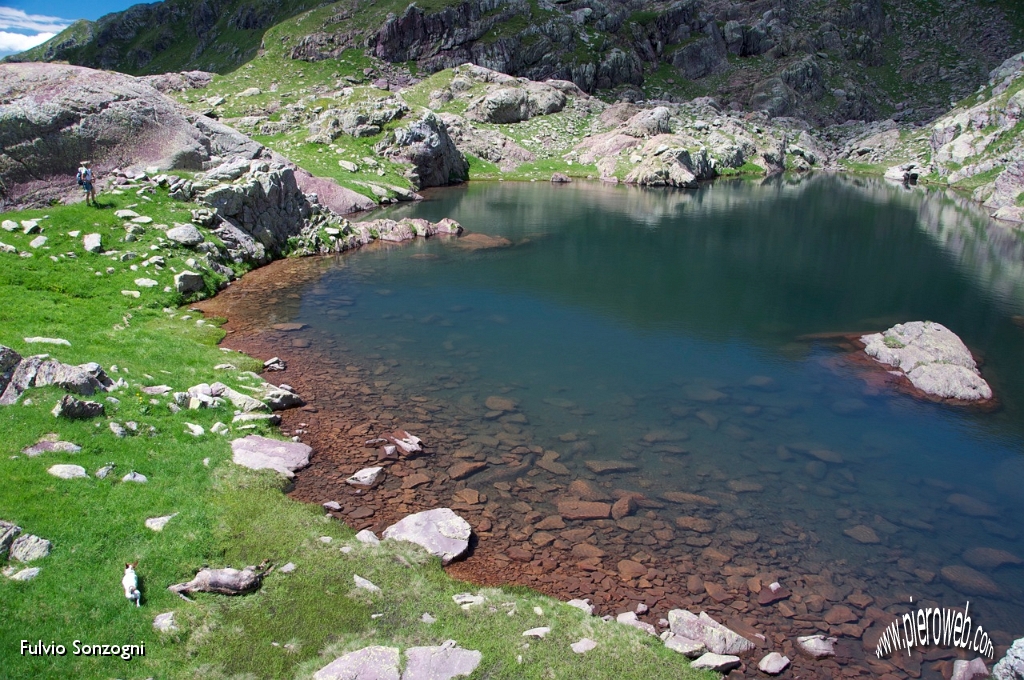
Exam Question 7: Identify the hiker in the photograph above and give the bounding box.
[77,161,96,206]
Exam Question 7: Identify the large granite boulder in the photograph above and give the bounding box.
[374,114,468,190]
[382,508,471,564]
[667,610,755,656]
[861,321,992,401]
[230,435,311,478]
[0,63,263,206]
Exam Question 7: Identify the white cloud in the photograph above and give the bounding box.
[0,8,70,34]
[0,30,56,53]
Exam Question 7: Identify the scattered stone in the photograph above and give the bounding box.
[757,582,790,605]
[0,520,20,557]
[280,563,296,573]
[355,530,381,545]
[664,635,706,658]
[22,438,81,456]
[313,645,400,680]
[353,574,381,593]
[47,464,88,479]
[421,612,436,624]
[993,637,1024,680]
[963,547,1024,569]
[166,224,204,247]
[449,460,486,480]
[230,435,311,478]
[122,471,148,483]
[95,464,115,479]
[347,466,385,489]
[22,337,70,346]
[617,611,656,635]
[668,610,754,655]
[948,493,998,518]
[796,634,837,659]
[382,508,471,564]
[145,514,178,531]
[952,657,991,680]
[690,652,742,672]
[184,423,204,436]
[566,598,594,615]
[83,234,103,253]
[758,652,791,675]
[323,501,341,511]
[8,567,40,581]
[51,395,104,419]
[403,640,482,680]
[940,565,1002,596]
[570,638,596,654]
[153,611,178,633]
[110,422,127,438]
[29,236,47,249]
[452,592,486,609]
[522,627,550,638]
[551,173,572,183]
[10,534,50,562]
[844,525,880,544]
[823,605,858,625]
[174,271,204,295]
[484,395,517,412]
[557,500,611,520]
[585,460,638,474]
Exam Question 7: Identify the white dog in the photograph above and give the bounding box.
[122,563,141,607]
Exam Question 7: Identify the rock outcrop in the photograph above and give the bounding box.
[374,114,468,189]
[861,321,992,402]
[0,63,263,207]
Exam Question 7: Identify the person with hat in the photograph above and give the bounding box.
[76,161,96,206]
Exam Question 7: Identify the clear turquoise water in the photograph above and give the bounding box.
[291,175,1024,636]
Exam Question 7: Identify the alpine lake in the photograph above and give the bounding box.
[208,173,1024,678]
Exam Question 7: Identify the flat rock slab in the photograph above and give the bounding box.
[48,464,88,479]
[797,634,837,659]
[668,609,754,656]
[314,645,401,680]
[403,641,482,680]
[347,466,385,489]
[690,652,741,672]
[8,567,40,581]
[758,652,791,675]
[941,565,1002,596]
[383,508,471,565]
[557,499,611,520]
[230,435,311,478]
[145,514,178,532]
[571,638,597,654]
[22,439,81,456]
[862,321,992,401]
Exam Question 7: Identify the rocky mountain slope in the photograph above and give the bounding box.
[12,0,1024,125]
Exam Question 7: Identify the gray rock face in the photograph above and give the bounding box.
[382,508,472,565]
[403,641,482,680]
[375,114,468,190]
[0,63,262,207]
[174,271,205,295]
[48,464,88,479]
[313,645,401,680]
[51,395,104,419]
[1,355,113,405]
[466,83,566,124]
[230,435,311,478]
[861,321,992,401]
[166,224,204,247]
[994,638,1024,680]
[667,610,754,655]
[10,534,51,562]
[0,520,21,558]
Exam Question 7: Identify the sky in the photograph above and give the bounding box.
[0,1,142,57]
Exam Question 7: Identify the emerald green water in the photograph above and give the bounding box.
[289,175,1024,642]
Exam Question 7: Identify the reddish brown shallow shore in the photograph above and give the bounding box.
[196,254,1011,679]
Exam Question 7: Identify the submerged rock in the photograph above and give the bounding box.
[667,610,754,655]
[861,321,992,401]
[796,634,837,659]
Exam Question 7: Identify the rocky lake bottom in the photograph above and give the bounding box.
[198,175,1024,678]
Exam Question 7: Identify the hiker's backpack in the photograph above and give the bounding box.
[76,169,84,186]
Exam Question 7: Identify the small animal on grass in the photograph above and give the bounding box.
[122,562,141,607]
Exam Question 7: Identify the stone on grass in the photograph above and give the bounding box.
[211,422,228,435]
[353,574,381,592]
[122,471,148,484]
[668,610,754,656]
[51,395,104,419]
[83,234,103,253]
[403,640,482,680]
[758,652,791,675]
[571,638,597,654]
[566,598,594,615]
[95,464,115,479]
[230,435,311,478]
[262,384,305,410]
[145,514,178,531]
[313,645,400,680]
[452,593,485,609]
[347,466,385,489]
[174,271,204,294]
[48,464,88,479]
[994,637,1024,680]
[690,652,742,672]
[861,321,992,400]
[184,423,204,436]
[421,612,436,624]
[115,210,140,219]
[0,520,21,557]
[382,508,471,565]
[522,627,550,638]
[134,278,158,288]
[323,501,342,511]
[28,236,47,248]
[166,224,204,247]
[664,634,706,658]
[617,611,656,635]
[8,567,40,581]
[796,634,837,659]
[355,529,380,545]
[280,562,296,573]
[10,534,51,562]
[153,612,178,633]
[23,337,70,346]
[22,438,81,456]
